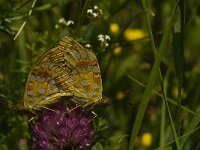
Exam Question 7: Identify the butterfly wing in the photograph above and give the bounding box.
[23,46,74,110]
[23,36,102,110]
[56,37,103,107]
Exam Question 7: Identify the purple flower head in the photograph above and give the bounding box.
[31,103,96,150]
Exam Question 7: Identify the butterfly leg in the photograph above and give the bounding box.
[40,106,56,112]
[28,117,36,126]
[91,111,97,120]
[66,104,81,113]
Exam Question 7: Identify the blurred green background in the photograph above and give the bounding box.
[0,0,200,149]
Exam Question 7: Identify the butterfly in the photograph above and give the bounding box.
[16,36,110,112]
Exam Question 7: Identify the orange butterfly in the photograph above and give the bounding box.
[16,36,109,112]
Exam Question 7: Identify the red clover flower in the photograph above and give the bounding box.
[31,103,96,150]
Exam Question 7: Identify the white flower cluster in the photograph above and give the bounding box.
[87,5,103,18]
[55,18,74,28]
[97,34,111,48]
[85,44,91,49]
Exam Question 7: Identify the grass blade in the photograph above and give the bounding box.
[181,110,200,148]
[173,0,185,137]
[128,1,179,149]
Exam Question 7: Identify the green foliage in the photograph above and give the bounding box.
[1,0,200,149]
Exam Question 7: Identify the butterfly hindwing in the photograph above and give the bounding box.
[22,36,103,110]
[57,37,103,106]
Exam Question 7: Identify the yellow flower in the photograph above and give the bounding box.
[110,23,119,34]
[172,87,187,99]
[115,91,125,101]
[113,46,122,56]
[141,132,152,147]
[124,28,146,41]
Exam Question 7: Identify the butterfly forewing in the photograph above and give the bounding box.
[22,36,102,111]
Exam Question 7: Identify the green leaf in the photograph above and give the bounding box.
[91,142,104,150]
[92,134,127,150]
[115,54,140,82]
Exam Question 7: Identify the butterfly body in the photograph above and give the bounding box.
[17,36,108,112]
